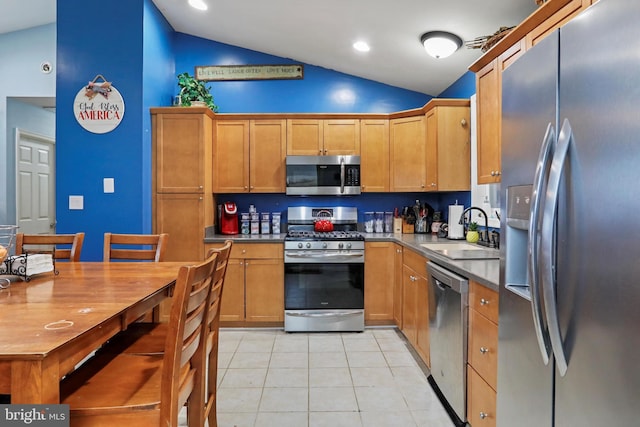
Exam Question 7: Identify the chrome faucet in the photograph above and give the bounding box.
[459,207,490,247]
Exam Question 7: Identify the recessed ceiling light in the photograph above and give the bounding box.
[188,0,208,11]
[353,41,370,52]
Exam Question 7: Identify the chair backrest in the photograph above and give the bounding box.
[15,232,85,262]
[203,240,233,425]
[103,233,168,262]
[161,251,218,426]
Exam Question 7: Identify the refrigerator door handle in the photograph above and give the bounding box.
[541,118,573,377]
[528,122,555,365]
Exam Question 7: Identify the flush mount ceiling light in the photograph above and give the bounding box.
[188,0,208,11]
[420,31,463,59]
[353,41,371,52]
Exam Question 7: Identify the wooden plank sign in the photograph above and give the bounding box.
[195,64,304,81]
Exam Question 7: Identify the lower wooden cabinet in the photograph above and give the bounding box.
[207,242,284,324]
[401,248,430,367]
[393,244,403,327]
[467,281,499,427]
[467,365,497,427]
[364,242,395,324]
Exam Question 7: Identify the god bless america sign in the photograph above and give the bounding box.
[73,75,125,134]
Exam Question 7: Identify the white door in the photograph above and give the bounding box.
[15,129,55,235]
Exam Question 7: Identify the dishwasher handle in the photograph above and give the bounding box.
[427,262,469,294]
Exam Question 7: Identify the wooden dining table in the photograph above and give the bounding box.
[0,261,185,404]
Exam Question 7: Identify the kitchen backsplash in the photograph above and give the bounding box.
[215,192,471,226]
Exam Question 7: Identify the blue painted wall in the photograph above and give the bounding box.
[57,0,147,260]
[438,71,476,98]
[174,33,432,114]
[55,0,468,259]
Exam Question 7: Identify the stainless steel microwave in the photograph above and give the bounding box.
[285,155,361,196]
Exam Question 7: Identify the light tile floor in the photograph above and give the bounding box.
[181,327,455,427]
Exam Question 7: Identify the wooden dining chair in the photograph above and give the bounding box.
[60,251,218,427]
[15,232,85,261]
[104,240,233,427]
[103,232,168,262]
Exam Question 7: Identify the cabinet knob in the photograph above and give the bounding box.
[480,412,489,420]
[242,249,246,254]
[496,171,501,176]
[421,184,425,188]
[480,347,489,354]
[250,185,254,189]
[319,150,323,154]
[460,118,467,127]
[199,197,203,201]
[431,182,436,187]
[244,186,248,190]
[490,171,495,176]
[199,185,203,189]
[480,298,489,305]
[324,149,328,154]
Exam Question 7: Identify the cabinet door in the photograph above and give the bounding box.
[467,365,497,427]
[220,258,246,322]
[416,272,430,367]
[425,109,438,191]
[525,0,588,48]
[360,119,389,192]
[214,120,250,192]
[249,120,287,192]
[155,193,205,262]
[390,116,426,191]
[364,242,395,322]
[468,308,499,390]
[323,119,360,155]
[436,106,471,191]
[393,244,403,327]
[402,264,418,345]
[245,258,284,322]
[476,59,501,184]
[286,119,323,155]
[154,112,210,193]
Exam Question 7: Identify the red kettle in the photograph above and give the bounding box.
[220,202,239,235]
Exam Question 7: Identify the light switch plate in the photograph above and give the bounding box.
[69,195,84,210]
[103,178,114,193]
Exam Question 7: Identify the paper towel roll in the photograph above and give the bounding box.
[448,205,465,239]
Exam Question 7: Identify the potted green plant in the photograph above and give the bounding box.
[466,221,480,243]
[176,72,218,111]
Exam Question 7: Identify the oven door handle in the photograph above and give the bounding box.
[286,311,363,318]
[284,252,364,259]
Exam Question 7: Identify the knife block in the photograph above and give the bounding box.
[402,220,414,234]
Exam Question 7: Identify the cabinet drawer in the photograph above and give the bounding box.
[468,308,498,390]
[469,281,498,323]
[230,243,283,259]
[467,365,497,427]
[403,248,428,276]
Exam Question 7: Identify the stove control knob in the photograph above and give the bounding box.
[322,243,328,249]
[346,243,352,249]
[306,243,312,249]
[298,243,303,249]
[338,243,344,249]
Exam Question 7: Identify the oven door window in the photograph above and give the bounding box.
[285,263,364,310]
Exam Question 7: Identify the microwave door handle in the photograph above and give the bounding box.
[541,118,572,377]
[340,157,345,194]
[528,122,555,365]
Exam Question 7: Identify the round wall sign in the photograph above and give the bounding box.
[73,77,125,134]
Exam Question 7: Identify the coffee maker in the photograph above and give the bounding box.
[220,202,239,235]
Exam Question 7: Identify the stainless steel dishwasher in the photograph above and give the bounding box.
[426,261,469,426]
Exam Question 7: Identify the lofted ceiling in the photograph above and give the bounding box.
[2,0,538,96]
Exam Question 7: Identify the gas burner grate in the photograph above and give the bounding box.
[285,230,364,241]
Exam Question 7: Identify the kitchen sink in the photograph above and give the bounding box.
[420,242,499,260]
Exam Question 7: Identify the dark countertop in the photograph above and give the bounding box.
[204,229,499,291]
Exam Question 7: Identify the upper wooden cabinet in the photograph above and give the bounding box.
[153,108,213,193]
[213,119,286,193]
[287,119,360,155]
[389,115,426,192]
[425,103,471,191]
[470,0,594,184]
[476,40,526,184]
[360,119,389,192]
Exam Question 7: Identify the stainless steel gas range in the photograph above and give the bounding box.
[284,207,364,332]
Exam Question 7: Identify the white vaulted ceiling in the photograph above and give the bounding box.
[2,0,538,95]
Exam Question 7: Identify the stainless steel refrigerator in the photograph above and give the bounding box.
[498,0,640,426]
